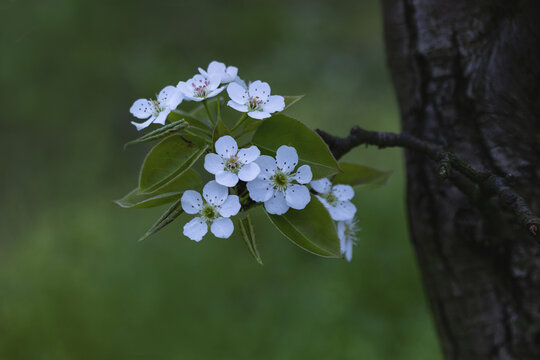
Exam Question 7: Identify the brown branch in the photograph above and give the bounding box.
[317,126,540,238]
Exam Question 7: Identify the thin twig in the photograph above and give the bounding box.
[316,126,540,238]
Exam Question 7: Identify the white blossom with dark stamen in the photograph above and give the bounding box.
[198,60,239,84]
[226,80,285,119]
[310,178,357,221]
[129,85,182,131]
[181,181,240,241]
[247,145,312,215]
[177,74,225,102]
[204,135,261,187]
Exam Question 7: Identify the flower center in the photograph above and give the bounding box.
[325,192,338,206]
[247,96,263,111]
[151,99,164,115]
[191,80,210,98]
[201,204,218,221]
[224,155,242,174]
[271,170,289,191]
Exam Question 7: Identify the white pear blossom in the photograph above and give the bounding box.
[129,85,182,131]
[247,145,312,215]
[338,218,360,262]
[311,178,357,221]
[177,74,225,102]
[199,60,238,84]
[226,80,285,119]
[181,181,241,241]
[204,135,261,187]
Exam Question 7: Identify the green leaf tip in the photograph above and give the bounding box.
[124,119,189,148]
[238,214,263,265]
[138,199,184,242]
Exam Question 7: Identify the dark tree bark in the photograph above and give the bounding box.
[381,0,540,359]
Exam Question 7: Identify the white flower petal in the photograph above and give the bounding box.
[233,76,247,89]
[337,221,347,250]
[218,195,241,217]
[246,179,273,202]
[328,201,357,221]
[183,217,208,242]
[206,74,221,91]
[255,155,276,180]
[247,110,271,120]
[237,146,260,164]
[177,81,192,97]
[198,67,208,77]
[262,95,285,113]
[131,117,156,131]
[130,99,153,119]
[153,108,170,125]
[227,82,249,104]
[207,61,226,75]
[332,185,354,201]
[238,162,260,182]
[185,96,204,102]
[181,190,203,214]
[190,74,207,86]
[203,180,228,206]
[214,135,238,158]
[210,217,234,239]
[204,153,225,174]
[207,86,226,98]
[345,239,353,262]
[316,195,331,210]
[158,85,182,108]
[285,184,311,210]
[223,66,238,83]
[311,178,332,194]
[276,145,298,174]
[216,171,239,187]
[264,191,289,215]
[248,80,271,102]
[293,165,312,184]
[227,100,249,112]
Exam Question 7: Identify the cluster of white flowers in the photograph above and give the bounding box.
[311,178,360,261]
[128,60,361,262]
[180,135,313,242]
[129,60,286,130]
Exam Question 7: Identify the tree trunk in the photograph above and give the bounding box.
[381,0,540,359]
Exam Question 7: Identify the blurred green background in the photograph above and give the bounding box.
[0,0,442,358]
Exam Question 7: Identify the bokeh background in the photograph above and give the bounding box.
[0,0,443,358]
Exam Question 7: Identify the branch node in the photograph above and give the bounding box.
[438,152,452,179]
[529,224,538,237]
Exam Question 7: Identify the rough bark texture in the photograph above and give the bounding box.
[381,1,540,359]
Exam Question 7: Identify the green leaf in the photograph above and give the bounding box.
[139,135,208,193]
[169,110,212,133]
[115,169,201,209]
[124,119,189,148]
[266,196,341,257]
[333,162,392,189]
[241,118,261,134]
[238,214,263,265]
[252,114,340,179]
[283,95,304,111]
[138,199,184,241]
[242,95,305,134]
